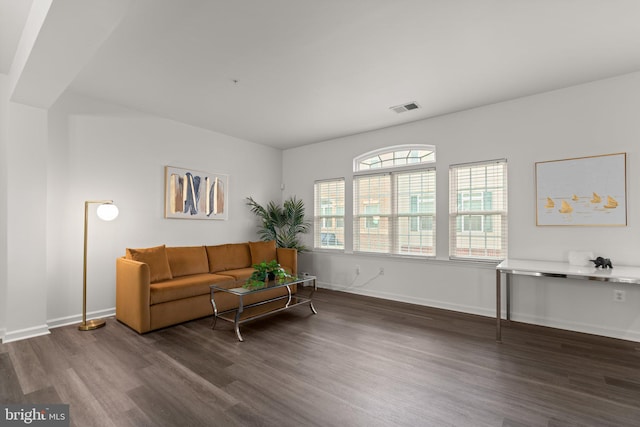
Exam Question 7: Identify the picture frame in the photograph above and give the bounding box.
[535,153,626,226]
[164,166,229,220]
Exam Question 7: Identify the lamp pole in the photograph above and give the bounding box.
[79,200,118,331]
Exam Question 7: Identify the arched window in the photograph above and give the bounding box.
[354,145,435,172]
[353,145,436,257]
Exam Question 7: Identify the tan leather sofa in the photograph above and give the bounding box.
[116,240,297,333]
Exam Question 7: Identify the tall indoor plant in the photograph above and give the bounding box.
[246,196,311,252]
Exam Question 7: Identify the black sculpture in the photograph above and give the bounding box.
[591,257,613,269]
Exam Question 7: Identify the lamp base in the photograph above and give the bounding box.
[78,319,106,331]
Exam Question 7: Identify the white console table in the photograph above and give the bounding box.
[495,259,640,342]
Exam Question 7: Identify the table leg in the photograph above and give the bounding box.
[210,290,218,330]
[285,285,292,308]
[235,295,244,342]
[496,269,502,343]
[506,273,511,322]
[309,278,318,314]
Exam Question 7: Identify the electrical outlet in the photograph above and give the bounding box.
[614,289,626,302]
[355,265,360,275]
[379,267,384,275]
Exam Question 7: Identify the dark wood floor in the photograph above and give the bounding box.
[1,289,640,427]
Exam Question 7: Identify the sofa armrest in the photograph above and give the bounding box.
[116,257,151,333]
[276,247,297,276]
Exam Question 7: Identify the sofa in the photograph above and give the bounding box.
[116,240,297,333]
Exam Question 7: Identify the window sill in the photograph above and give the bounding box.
[308,250,499,269]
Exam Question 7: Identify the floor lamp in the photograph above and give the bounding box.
[79,200,119,331]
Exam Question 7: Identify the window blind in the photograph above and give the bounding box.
[449,159,508,261]
[314,178,345,250]
[354,169,436,256]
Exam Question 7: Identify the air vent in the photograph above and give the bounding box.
[390,102,420,114]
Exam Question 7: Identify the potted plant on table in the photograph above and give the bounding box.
[243,260,293,289]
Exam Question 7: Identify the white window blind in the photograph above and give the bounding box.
[314,179,345,250]
[354,169,436,256]
[449,159,508,261]
[396,169,436,256]
[354,174,391,253]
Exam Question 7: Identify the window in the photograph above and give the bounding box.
[449,159,507,261]
[354,174,391,253]
[314,179,345,250]
[355,145,435,171]
[396,170,436,256]
[353,145,436,256]
[364,203,380,229]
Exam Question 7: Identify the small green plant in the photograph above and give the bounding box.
[243,260,293,289]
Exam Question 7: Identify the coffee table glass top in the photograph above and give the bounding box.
[210,275,314,296]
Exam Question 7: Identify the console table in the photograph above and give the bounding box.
[495,259,640,342]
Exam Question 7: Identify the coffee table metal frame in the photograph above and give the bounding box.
[210,275,317,342]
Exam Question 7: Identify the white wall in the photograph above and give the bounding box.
[1,90,284,341]
[0,74,8,337]
[284,72,640,342]
[4,101,49,342]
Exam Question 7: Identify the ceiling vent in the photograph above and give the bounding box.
[390,102,420,114]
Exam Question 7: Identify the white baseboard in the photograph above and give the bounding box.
[506,312,640,343]
[2,324,50,343]
[1,308,116,344]
[319,282,640,343]
[47,307,116,329]
[320,281,494,317]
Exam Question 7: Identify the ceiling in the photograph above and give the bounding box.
[4,0,640,149]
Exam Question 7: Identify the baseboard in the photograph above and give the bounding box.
[506,313,640,343]
[47,307,116,329]
[0,308,117,344]
[2,324,50,343]
[320,282,494,318]
[318,282,640,343]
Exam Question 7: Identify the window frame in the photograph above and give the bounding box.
[354,144,436,172]
[314,178,346,251]
[449,159,508,262]
[353,147,437,258]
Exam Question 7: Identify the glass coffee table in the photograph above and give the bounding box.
[210,275,317,341]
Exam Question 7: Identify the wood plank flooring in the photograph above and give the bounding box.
[2,289,640,426]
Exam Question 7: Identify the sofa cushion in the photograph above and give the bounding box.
[126,245,173,283]
[205,244,227,273]
[166,246,209,277]
[227,243,251,270]
[207,243,251,272]
[220,267,255,283]
[149,273,235,305]
[249,240,277,265]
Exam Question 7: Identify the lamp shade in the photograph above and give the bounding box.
[96,203,119,221]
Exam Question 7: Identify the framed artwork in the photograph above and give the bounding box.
[164,166,229,220]
[535,153,626,226]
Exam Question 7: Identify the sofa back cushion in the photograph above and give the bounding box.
[166,246,209,277]
[249,240,277,265]
[206,243,251,272]
[226,243,251,270]
[205,244,227,273]
[126,245,173,283]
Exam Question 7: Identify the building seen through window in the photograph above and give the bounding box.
[314,179,345,250]
[449,159,507,261]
